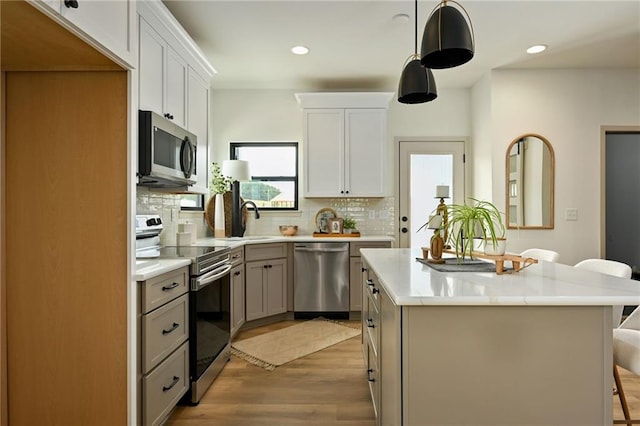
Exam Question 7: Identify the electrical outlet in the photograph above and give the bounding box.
[565,208,578,221]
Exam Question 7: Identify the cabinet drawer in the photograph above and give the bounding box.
[365,291,379,357]
[229,246,244,267]
[141,266,189,314]
[350,241,391,257]
[245,243,287,261]
[364,274,380,309]
[366,338,380,419]
[142,294,189,374]
[143,342,189,426]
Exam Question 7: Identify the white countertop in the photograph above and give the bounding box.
[135,235,394,280]
[361,248,640,306]
[134,258,191,281]
[194,234,395,248]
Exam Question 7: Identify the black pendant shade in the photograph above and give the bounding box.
[421,2,474,69]
[398,58,437,104]
[397,0,437,104]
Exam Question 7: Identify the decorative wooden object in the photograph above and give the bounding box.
[205,192,247,237]
[313,232,361,238]
[443,250,538,275]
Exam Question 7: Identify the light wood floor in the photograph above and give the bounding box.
[167,320,640,425]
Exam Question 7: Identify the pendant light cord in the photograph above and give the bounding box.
[414,0,418,55]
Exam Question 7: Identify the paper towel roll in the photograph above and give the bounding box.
[179,223,196,244]
[176,232,193,246]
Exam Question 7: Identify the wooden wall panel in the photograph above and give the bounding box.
[5,71,127,425]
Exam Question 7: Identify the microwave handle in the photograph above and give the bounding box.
[180,137,195,179]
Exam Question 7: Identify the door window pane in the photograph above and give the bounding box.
[410,154,453,250]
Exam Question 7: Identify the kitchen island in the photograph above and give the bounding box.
[360,248,640,426]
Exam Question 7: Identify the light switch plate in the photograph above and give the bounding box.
[565,208,578,221]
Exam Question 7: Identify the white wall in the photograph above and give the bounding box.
[470,73,492,201]
[487,69,640,264]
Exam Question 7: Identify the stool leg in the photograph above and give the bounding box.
[614,365,632,425]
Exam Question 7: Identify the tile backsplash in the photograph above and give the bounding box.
[137,187,396,244]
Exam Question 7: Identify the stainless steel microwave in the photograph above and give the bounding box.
[138,110,198,188]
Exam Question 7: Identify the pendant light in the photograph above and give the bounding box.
[398,0,437,104]
[420,0,474,69]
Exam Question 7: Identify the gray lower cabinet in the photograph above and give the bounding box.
[245,243,288,321]
[229,246,246,338]
[350,241,392,312]
[361,262,401,426]
[139,266,190,426]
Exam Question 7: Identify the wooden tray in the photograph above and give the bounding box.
[313,232,361,238]
[443,249,538,274]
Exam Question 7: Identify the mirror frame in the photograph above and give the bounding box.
[505,133,555,230]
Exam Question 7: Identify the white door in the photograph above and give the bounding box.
[399,140,465,249]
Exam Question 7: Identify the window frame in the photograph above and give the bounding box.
[179,194,205,211]
[230,141,299,211]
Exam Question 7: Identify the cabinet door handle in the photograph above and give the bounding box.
[401,227,408,233]
[162,322,180,335]
[366,319,375,328]
[366,279,374,287]
[64,0,79,8]
[372,288,379,295]
[234,271,241,276]
[367,369,375,382]
[361,267,367,272]
[162,376,180,392]
[162,282,179,291]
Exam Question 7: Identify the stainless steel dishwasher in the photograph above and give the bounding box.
[294,242,349,319]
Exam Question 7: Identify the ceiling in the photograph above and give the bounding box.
[162,0,640,92]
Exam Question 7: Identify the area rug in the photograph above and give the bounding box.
[231,318,360,371]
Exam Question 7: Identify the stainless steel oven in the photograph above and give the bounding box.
[135,215,233,405]
[157,245,232,405]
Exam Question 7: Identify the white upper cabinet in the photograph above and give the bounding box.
[187,67,210,193]
[139,16,165,115]
[139,16,187,127]
[34,0,135,67]
[297,93,393,198]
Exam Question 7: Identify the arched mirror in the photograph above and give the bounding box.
[505,134,555,229]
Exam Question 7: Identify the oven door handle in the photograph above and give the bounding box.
[193,264,232,291]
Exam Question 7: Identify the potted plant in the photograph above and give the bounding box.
[441,198,506,260]
[208,163,233,237]
[342,215,358,234]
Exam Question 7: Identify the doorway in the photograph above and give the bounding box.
[604,129,640,277]
[398,140,465,248]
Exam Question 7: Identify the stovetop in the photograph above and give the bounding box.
[158,245,230,259]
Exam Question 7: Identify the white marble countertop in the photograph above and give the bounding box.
[194,234,395,248]
[135,235,394,280]
[134,258,191,281]
[361,248,640,306]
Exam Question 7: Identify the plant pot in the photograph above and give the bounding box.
[484,238,507,256]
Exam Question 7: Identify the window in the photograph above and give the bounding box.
[180,194,205,211]
[230,142,298,210]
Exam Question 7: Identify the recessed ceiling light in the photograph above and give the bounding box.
[291,46,309,55]
[526,44,547,54]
